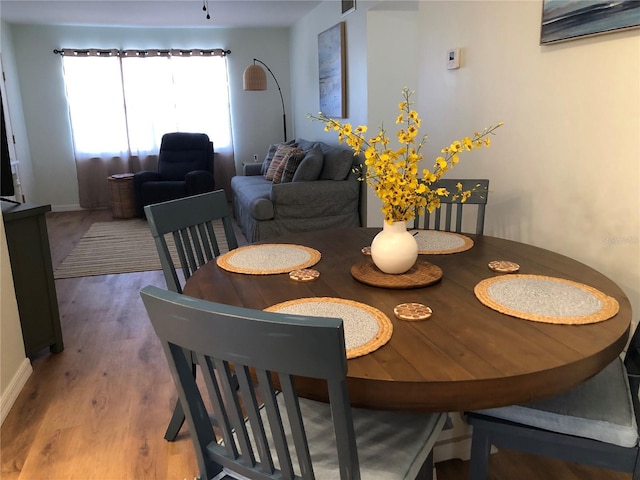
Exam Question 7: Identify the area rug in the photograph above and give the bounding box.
[54,219,229,279]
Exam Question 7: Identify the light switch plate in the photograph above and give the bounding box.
[447,48,460,70]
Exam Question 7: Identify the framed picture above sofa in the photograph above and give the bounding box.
[318,22,346,118]
[541,0,640,44]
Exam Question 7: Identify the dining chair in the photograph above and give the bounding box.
[144,189,238,294]
[144,189,239,442]
[412,179,489,235]
[140,285,448,480]
[466,324,640,480]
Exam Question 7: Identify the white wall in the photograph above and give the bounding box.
[417,0,639,324]
[366,4,419,227]
[0,23,32,425]
[0,211,31,424]
[291,0,638,320]
[0,22,35,203]
[6,24,292,209]
[290,0,371,142]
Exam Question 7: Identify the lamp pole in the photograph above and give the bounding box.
[252,58,287,142]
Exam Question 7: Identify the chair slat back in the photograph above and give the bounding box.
[140,286,359,480]
[412,178,489,235]
[144,190,238,293]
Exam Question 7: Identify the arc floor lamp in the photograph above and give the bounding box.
[243,59,287,142]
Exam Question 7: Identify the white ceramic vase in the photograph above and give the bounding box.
[370,221,419,274]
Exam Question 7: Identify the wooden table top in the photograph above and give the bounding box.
[183,227,632,412]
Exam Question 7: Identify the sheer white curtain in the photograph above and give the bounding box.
[61,50,233,209]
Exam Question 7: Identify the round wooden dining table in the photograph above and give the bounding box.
[183,227,632,412]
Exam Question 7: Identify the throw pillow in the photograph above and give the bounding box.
[279,150,307,183]
[292,145,324,182]
[272,148,303,184]
[260,139,296,176]
[264,143,298,181]
[319,146,354,181]
[260,143,279,176]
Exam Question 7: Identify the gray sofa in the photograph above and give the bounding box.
[231,138,361,242]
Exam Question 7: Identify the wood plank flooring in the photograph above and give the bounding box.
[1,209,632,480]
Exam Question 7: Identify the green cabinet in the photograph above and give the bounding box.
[2,202,63,357]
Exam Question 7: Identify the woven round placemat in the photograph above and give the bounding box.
[411,230,474,254]
[264,297,393,359]
[474,274,620,325]
[216,244,321,275]
[351,259,443,289]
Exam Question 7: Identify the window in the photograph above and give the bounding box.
[59,49,233,208]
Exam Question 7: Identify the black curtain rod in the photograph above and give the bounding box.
[53,48,231,56]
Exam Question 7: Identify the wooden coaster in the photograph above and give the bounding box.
[289,269,320,282]
[394,303,432,321]
[488,260,520,273]
[351,259,443,289]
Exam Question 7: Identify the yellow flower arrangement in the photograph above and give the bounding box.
[308,87,502,224]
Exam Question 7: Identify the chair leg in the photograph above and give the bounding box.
[416,450,435,480]
[164,399,186,441]
[164,357,197,442]
[469,428,491,480]
[633,452,640,480]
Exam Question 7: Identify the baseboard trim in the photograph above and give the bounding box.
[1,358,33,425]
[50,204,87,212]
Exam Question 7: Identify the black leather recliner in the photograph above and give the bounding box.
[133,132,215,218]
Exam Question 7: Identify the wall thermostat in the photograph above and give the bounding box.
[447,48,460,70]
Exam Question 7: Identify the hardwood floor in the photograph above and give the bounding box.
[1,209,632,480]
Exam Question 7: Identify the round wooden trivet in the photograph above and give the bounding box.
[474,274,620,325]
[289,269,320,282]
[264,297,393,359]
[216,244,321,275]
[350,259,443,289]
[394,303,432,321]
[488,260,520,273]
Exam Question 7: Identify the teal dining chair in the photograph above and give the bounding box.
[144,189,239,441]
[144,189,238,294]
[412,178,489,235]
[466,324,640,479]
[140,285,447,480]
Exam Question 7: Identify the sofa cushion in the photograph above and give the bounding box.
[280,151,307,183]
[296,138,317,152]
[292,145,324,182]
[265,143,299,181]
[319,145,354,181]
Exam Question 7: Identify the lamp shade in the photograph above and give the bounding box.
[243,64,267,91]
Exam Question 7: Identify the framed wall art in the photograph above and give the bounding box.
[541,0,640,44]
[318,22,346,118]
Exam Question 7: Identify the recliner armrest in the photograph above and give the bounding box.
[134,171,162,185]
[185,170,215,195]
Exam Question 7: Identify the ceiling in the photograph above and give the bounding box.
[0,0,323,28]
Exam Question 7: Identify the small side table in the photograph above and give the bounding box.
[108,173,136,219]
